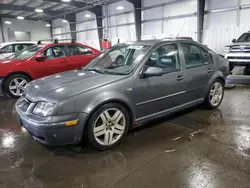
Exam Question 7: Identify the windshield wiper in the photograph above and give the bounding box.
[86,68,106,74]
[105,71,128,75]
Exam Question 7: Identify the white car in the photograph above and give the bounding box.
[0,42,35,59]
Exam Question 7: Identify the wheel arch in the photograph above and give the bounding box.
[1,71,33,93]
[205,71,225,96]
[85,98,135,129]
[5,71,33,81]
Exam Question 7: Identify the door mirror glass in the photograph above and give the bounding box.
[35,54,46,62]
[232,39,236,43]
[144,67,163,77]
[83,48,93,55]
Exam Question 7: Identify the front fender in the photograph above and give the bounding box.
[83,91,135,120]
[54,90,135,121]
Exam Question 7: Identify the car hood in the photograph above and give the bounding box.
[25,69,125,103]
[226,42,250,47]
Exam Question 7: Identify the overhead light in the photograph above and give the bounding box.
[62,0,71,2]
[85,14,91,18]
[46,24,51,27]
[5,21,11,24]
[35,9,43,13]
[116,6,124,10]
[17,16,24,20]
[62,19,68,23]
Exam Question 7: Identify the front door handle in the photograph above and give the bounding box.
[177,75,184,81]
[207,68,213,73]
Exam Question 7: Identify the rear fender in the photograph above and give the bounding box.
[205,71,225,96]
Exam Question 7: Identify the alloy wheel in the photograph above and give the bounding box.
[209,82,223,107]
[93,108,126,146]
[9,77,28,97]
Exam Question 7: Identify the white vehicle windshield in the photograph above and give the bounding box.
[9,45,44,60]
[237,33,250,42]
[85,44,150,75]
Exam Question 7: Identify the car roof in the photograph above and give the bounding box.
[120,39,196,46]
[40,42,87,47]
[0,41,36,46]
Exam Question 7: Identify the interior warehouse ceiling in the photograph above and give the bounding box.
[0,0,117,21]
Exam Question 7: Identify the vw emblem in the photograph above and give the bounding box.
[240,46,245,51]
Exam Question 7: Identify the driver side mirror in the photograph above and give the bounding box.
[232,39,236,43]
[144,67,163,77]
[35,54,46,62]
[83,49,93,55]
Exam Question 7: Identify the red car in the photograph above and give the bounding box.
[0,41,100,98]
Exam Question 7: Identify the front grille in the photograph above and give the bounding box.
[230,45,250,52]
[18,98,31,112]
[229,51,250,53]
[227,56,250,60]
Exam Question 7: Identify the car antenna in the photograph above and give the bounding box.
[176,20,187,38]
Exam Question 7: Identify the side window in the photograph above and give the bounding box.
[14,44,22,52]
[0,45,14,53]
[146,43,180,74]
[42,45,66,60]
[200,48,213,64]
[180,43,204,69]
[22,44,33,50]
[68,45,92,56]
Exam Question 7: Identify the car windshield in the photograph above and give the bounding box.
[85,44,150,75]
[9,45,43,60]
[237,33,250,42]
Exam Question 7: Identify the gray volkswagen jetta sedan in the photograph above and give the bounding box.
[15,40,229,150]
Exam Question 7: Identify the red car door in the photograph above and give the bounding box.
[66,44,95,69]
[31,45,69,78]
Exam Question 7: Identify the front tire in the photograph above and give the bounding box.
[87,103,130,150]
[3,74,30,98]
[205,80,224,109]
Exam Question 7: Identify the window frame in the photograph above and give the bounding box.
[40,45,68,60]
[66,44,92,56]
[0,44,15,53]
[142,42,182,75]
[179,42,213,69]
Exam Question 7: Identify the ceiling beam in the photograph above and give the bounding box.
[0,14,41,21]
[0,3,63,16]
[43,0,88,7]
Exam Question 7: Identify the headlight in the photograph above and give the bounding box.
[224,46,231,52]
[33,102,55,117]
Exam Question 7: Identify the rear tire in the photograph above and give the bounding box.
[3,74,31,98]
[205,79,224,109]
[87,103,129,150]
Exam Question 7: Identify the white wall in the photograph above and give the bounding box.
[141,0,197,40]
[203,0,250,54]
[1,18,51,42]
[52,18,71,40]
[104,0,136,45]
[0,21,3,43]
[76,11,100,50]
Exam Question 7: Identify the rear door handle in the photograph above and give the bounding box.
[177,75,184,81]
[207,68,213,73]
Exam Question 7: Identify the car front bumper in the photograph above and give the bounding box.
[14,100,89,145]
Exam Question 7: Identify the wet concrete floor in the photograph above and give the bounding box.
[0,87,250,188]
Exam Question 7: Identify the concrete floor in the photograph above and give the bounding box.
[0,87,250,188]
